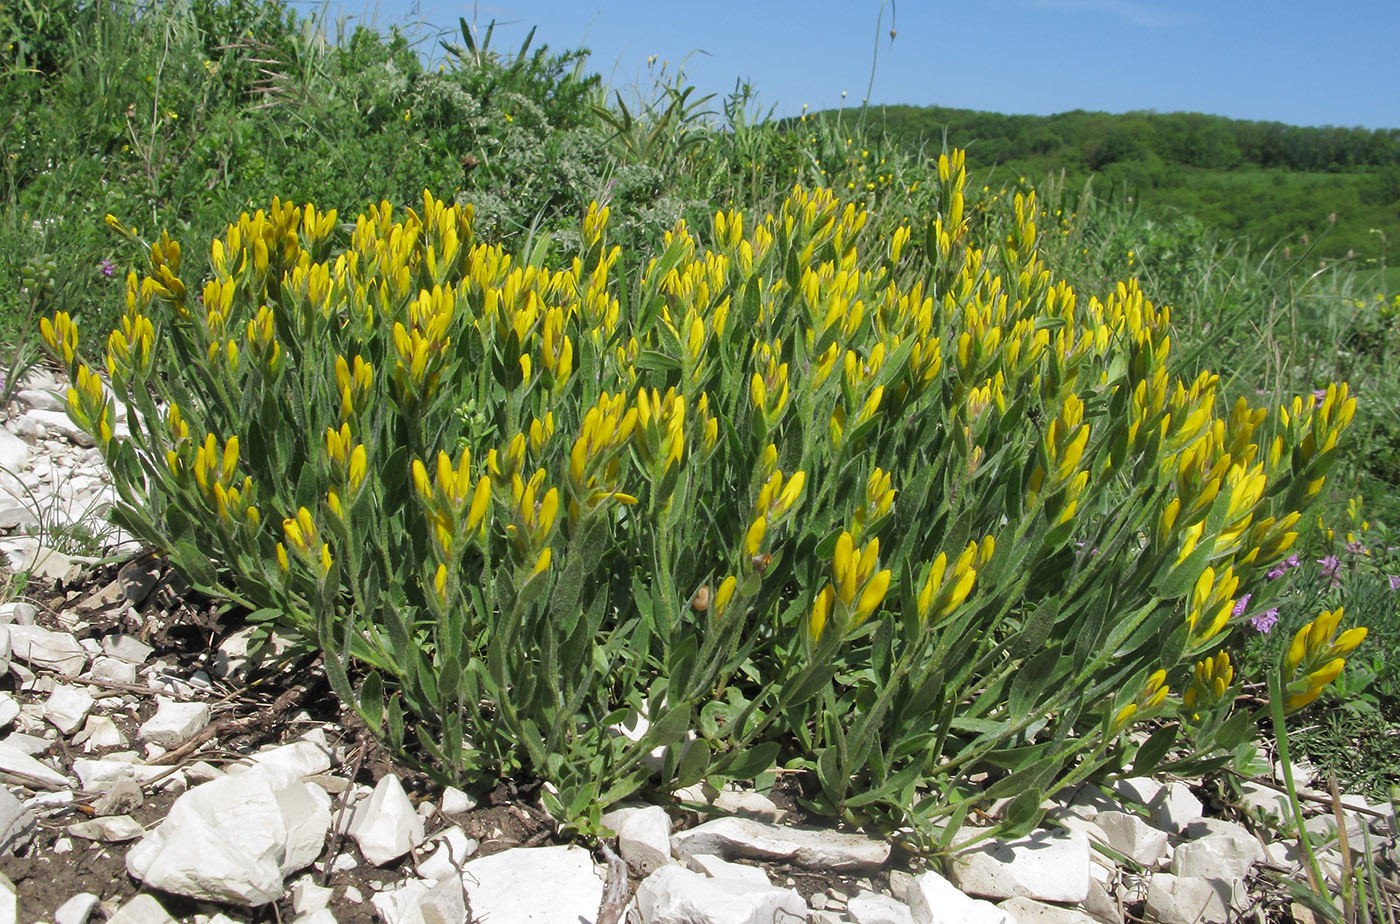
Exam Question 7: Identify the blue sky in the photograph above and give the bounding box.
[298,0,1400,129]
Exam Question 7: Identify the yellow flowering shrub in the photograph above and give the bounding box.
[43,150,1361,844]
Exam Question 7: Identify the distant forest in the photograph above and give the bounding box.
[822,105,1400,273]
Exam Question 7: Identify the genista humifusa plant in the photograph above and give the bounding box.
[45,149,1362,846]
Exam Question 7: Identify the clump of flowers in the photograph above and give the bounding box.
[40,157,1363,842]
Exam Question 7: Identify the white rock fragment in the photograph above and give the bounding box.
[685,853,771,885]
[240,733,333,786]
[998,897,1099,923]
[72,714,127,751]
[0,786,35,855]
[44,685,95,735]
[438,786,475,815]
[348,773,424,866]
[617,805,673,876]
[139,698,210,748]
[342,886,363,904]
[0,741,71,789]
[415,826,479,881]
[8,624,86,676]
[1171,830,1266,882]
[293,911,337,924]
[126,768,332,905]
[0,874,12,924]
[949,829,1091,904]
[101,634,153,664]
[670,816,890,872]
[1148,781,1204,835]
[291,875,334,915]
[847,889,915,924]
[54,892,101,924]
[0,695,18,731]
[635,865,806,924]
[1093,810,1169,867]
[457,846,602,923]
[105,894,176,924]
[372,878,466,924]
[86,656,138,685]
[906,870,1014,924]
[1145,872,1230,924]
[1110,776,1161,807]
[67,814,145,842]
[0,604,37,626]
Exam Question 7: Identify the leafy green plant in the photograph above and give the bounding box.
[45,149,1367,847]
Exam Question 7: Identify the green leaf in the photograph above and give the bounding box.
[714,741,779,782]
[1132,725,1179,776]
[675,738,711,788]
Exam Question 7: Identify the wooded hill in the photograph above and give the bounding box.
[830,105,1400,272]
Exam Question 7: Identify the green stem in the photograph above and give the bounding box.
[1268,668,1328,896]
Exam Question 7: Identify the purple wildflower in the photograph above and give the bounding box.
[1231,593,1252,618]
[1251,609,1279,633]
[1390,575,1400,591]
[98,258,116,278]
[1312,389,1329,407]
[1287,554,1300,569]
[1318,555,1340,580]
[1267,564,1287,579]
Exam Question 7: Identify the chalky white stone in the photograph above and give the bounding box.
[104,894,176,924]
[138,698,210,748]
[998,897,1100,923]
[1093,810,1169,867]
[670,816,891,872]
[905,870,1014,924]
[616,804,674,876]
[634,864,806,924]
[53,892,100,924]
[847,889,915,924]
[44,685,94,735]
[684,853,771,885]
[1144,872,1230,924]
[949,829,1091,904]
[456,845,603,924]
[347,772,424,866]
[126,768,332,905]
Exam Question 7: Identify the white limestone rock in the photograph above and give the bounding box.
[53,892,101,924]
[139,699,210,749]
[949,829,1091,904]
[906,870,1015,924]
[101,635,154,664]
[1148,781,1204,835]
[1093,810,1169,867]
[239,733,334,786]
[0,741,71,789]
[685,853,771,885]
[125,768,332,905]
[72,714,127,752]
[1144,872,1230,924]
[7,624,86,676]
[456,845,603,923]
[617,805,674,876]
[291,874,334,915]
[44,685,95,735]
[86,656,138,685]
[670,816,890,872]
[634,864,805,924]
[372,878,466,924]
[0,695,18,731]
[105,894,176,924]
[0,786,35,855]
[415,826,479,881]
[998,897,1099,923]
[348,773,424,866]
[1171,830,1265,883]
[67,814,145,842]
[438,786,475,815]
[847,889,915,924]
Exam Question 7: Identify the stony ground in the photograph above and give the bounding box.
[0,371,1395,924]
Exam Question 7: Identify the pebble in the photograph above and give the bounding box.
[53,892,100,924]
